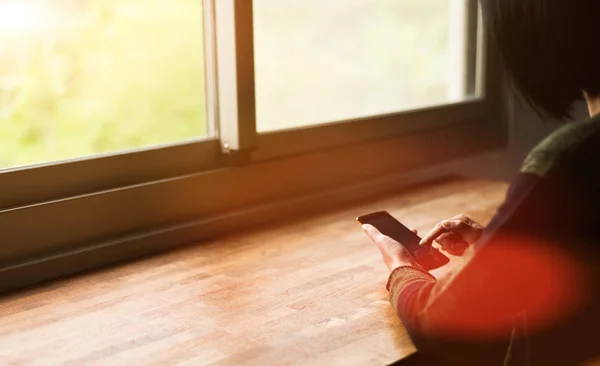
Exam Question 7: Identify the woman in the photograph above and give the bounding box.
[364,1,600,365]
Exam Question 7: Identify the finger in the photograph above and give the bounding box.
[418,215,465,247]
[450,213,466,220]
[435,232,461,247]
[411,228,418,234]
[441,219,478,239]
[419,221,448,247]
[451,214,483,229]
[435,232,469,252]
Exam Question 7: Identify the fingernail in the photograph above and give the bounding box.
[362,224,370,232]
[442,222,451,229]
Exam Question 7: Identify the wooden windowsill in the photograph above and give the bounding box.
[0,178,508,365]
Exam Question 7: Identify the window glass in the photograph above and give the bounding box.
[0,0,207,169]
[254,0,475,132]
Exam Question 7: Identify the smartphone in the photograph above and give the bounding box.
[357,211,449,271]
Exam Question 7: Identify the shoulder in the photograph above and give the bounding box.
[521,117,600,176]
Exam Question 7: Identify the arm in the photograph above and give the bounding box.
[385,257,525,366]
[376,122,600,364]
[370,173,581,364]
[387,173,546,336]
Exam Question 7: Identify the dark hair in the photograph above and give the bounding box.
[481,0,600,120]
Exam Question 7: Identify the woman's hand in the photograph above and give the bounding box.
[362,224,421,272]
[418,214,484,256]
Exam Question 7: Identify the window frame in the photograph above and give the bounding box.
[0,0,507,292]
[250,0,495,161]
[0,139,223,210]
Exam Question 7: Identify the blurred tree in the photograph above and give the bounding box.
[0,0,206,168]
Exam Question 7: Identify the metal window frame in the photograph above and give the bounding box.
[213,0,257,154]
[0,139,223,210]
[249,0,501,161]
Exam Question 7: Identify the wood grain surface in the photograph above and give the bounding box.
[0,178,508,366]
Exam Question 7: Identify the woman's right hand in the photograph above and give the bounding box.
[418,214,485,256]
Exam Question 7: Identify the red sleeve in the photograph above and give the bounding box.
[387,231,584,340]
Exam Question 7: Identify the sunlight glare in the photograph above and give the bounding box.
[0,2,47,32]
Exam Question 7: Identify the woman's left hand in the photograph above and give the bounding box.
[363,224,422,272]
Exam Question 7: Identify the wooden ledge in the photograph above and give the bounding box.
[0,178,508,365]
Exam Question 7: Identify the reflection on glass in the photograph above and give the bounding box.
[0,0,206,169]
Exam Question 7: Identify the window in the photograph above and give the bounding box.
[0,0,209,170]
[254,0,478,132]
[0,0,505,292]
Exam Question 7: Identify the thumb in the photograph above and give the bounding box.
[363,224,393,252]
[362,224,380,241]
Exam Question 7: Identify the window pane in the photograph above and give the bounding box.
[254,0,477,132]
[0,0,207,169]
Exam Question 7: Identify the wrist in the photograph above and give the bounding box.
[389,257,419,271]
